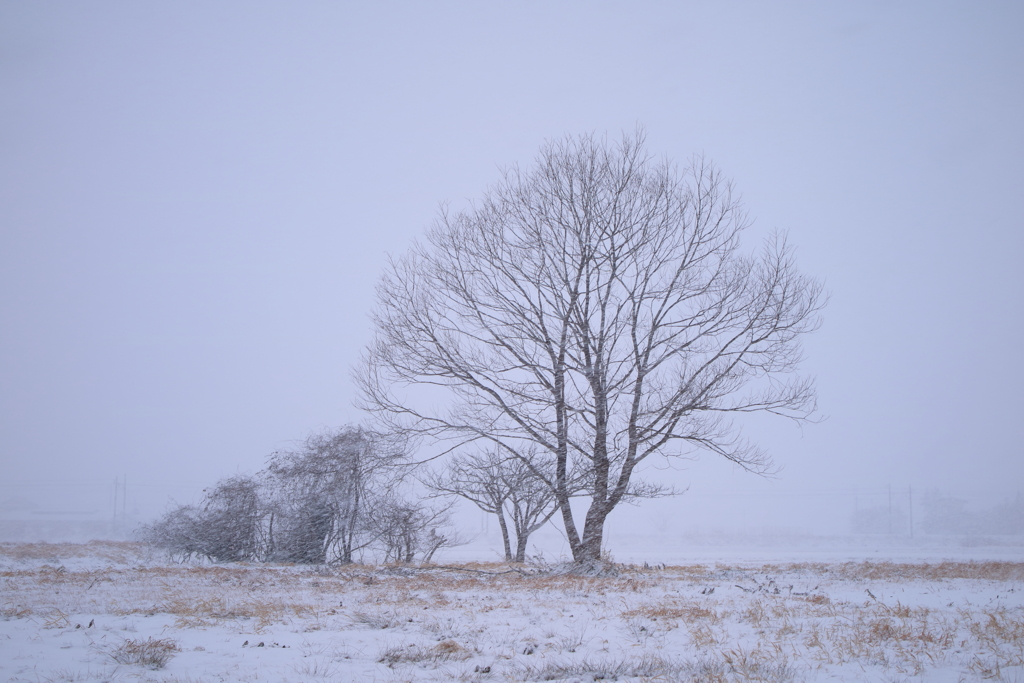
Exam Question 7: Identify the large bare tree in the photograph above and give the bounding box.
[358,131,824,565]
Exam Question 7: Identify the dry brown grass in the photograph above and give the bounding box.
[108,637,179,669]
[351,608,406,630]
[515,650,802,683]
[0,540,148,565]
[799,602,961,673]
[798,593,831,606]
[157,595,316,630]
[4,543,1024,681]
[622,600,721,622]
[378,639,472,666]
[967,607,1024,646]
[1,604,33,619]
[771,560,1024,582]
[514,653,685,681]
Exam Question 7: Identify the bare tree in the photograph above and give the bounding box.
[426,449,559,562]
[265,426,405,564]
[137,503,206,561]
[139,474,264,562]
[358,130,824,565]
[368,496,458,564]
[200,475,264,561]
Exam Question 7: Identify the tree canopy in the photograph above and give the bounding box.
[359,131,824,563]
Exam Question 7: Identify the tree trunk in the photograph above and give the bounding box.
[515,531,529,563]
[496,510,512,562]
[575,502,609,564]
[403,536,415,564]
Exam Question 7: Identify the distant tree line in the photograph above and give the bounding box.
[919,491,1024,536]
[850,490,1024,536]
[139,427,459,564]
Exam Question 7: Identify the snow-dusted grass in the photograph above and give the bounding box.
[2,542,1023,681]
[107,637,180,669]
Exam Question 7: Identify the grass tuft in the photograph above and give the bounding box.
[109,637,179,669]
[378,639,472,666]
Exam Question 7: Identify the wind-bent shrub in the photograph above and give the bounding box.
[140,426,460,564]
[139,475,264,562]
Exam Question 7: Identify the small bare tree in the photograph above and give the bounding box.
[265,426,405,564]
[137,503,205,561]
[427,449,559,562]
[358,130,824,565]
[368,496,457,564]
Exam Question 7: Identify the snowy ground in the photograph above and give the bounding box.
[2,541,1023,682]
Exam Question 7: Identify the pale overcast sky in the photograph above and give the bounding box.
[1,2,1022,537]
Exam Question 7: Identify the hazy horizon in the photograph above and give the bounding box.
[2,2,1022,552]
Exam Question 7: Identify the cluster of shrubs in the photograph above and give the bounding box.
[139,427,455,564]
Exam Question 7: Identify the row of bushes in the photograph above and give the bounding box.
[138,427,455,564]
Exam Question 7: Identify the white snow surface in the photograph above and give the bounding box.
[2,541,1023,682]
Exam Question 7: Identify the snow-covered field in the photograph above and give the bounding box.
[2,541,1023,682]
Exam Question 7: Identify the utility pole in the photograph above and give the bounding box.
[888,484,893,535]
[112,476,127,529]
[908,485,914,538]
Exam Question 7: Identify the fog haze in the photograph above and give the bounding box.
[2,2,1022,550]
